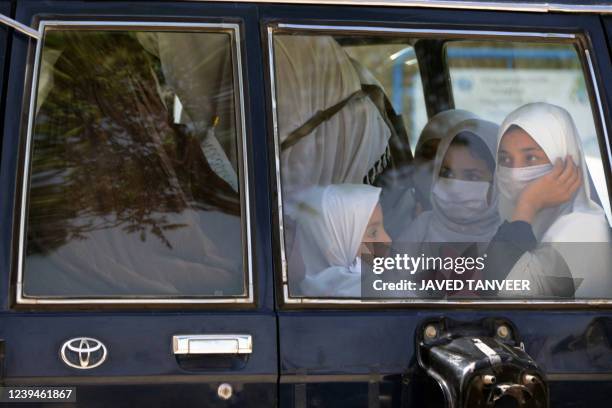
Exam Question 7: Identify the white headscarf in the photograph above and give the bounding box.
[415,109,480,155]
[294,184,381,297]
[381,109,479,240]
[496,103,611,298]
[274,36,391,198]
[412,109,479,211]
[496,103,609,243]
[403,118,501,244]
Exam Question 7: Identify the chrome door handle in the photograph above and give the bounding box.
[172,334,252,355]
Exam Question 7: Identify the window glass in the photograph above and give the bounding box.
[447,41,611,222]
[22,28,248,299]
[272,31,612,302]
[342,43,427,151]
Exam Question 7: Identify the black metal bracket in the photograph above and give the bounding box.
[414,317,548,408]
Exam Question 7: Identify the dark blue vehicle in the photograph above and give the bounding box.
[0,0,611,407]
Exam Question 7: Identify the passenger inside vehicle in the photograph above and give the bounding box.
[412,109,479,213]
[400,118,500,248]
[392,118,500,298]
[293,184,390,297]
[486,102,612,298]
[276,35,399,293]
[382,109,478,240]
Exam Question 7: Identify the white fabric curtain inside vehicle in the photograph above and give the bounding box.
[274,35,392,201]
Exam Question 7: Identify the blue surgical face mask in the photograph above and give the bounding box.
[432,178,491,223]
[496,163,553,200]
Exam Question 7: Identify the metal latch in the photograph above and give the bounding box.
[408,317,548,408]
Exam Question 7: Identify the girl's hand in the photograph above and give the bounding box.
[512,156,582,224]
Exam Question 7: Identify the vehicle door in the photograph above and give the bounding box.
[0,1,11,121]
[0,1,276,406]
[263,5,612,407]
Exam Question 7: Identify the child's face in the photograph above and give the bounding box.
[498,127,551,168]
[439,145,493,182]
[359,204,391,257]
[361,204,391,244]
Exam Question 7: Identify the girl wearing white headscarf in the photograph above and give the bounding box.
[294,184,389,297]
[489,102,611,298]
[412,109,479,210]
[382,109,478,240]
[400,118,501,249]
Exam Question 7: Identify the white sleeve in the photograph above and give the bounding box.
[500,245,575,298]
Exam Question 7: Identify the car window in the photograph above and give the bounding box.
[270,29,612,303]
[19,27,250,301]
[447,40,612,223]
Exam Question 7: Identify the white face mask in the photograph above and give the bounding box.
[496,163,553,200]
[432,178,491,223]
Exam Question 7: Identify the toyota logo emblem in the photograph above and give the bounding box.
[60,337,107,369]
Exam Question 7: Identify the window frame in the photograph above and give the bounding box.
[15,20,254,305]
[266,22,612,307]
